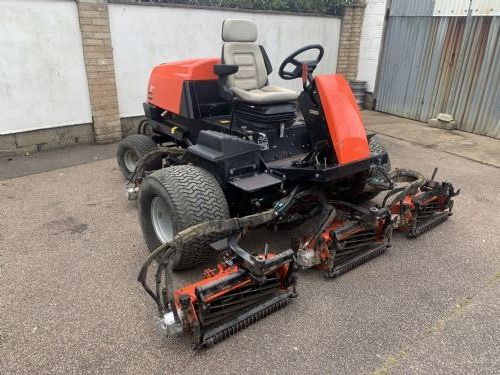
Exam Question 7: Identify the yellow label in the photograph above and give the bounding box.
[171,126,178,134]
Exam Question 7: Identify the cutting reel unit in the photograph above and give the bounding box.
[137,210,297,348]
[382,169,459,237]
[294,201,392,278]
[139,169,459,348]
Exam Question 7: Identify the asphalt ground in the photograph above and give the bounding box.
[1,135,499,374]
[0,143,116,181]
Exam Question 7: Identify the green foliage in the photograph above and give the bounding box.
[138,0,362,15]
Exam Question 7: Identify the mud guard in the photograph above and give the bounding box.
[315,75,370,165]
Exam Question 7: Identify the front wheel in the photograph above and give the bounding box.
[138,165,230,270]
[368,136,391,172]
[353,136,391,202]
[333,137,391,203]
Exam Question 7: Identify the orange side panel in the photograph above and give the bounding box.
[315,74,370,164]
[147,57,220,115]
[173,265,241,303]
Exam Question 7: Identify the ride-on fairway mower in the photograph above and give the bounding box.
[118,20,459,348]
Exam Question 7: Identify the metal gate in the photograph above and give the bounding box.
[375,0,500,138]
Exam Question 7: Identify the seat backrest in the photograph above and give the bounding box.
[222,19,268,91]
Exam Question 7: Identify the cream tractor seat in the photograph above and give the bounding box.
[221,19,299,104]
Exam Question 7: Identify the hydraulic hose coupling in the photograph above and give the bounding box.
[157,310,183,336]
[126,186,139,201]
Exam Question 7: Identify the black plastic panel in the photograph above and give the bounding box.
[184,80,232,119]
[188,130,260,162]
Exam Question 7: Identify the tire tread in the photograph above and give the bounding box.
[117,134,158,179]
[148,166,229,269]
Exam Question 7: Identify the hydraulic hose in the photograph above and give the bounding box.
[137,210,277,316]
[128,147,186,185]
[138,188,315,320]
[383,169,426,208]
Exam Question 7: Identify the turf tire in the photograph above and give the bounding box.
[369,136,391,172]
[138,165,229,270]
[117,134,160,179]
[335,137,391,202]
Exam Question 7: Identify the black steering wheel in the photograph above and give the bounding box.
[278,44,324,81]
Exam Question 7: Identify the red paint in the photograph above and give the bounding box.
[173,264,242,304]
[148,58,220,114]
[315,74,370,164]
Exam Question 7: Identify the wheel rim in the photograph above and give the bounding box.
[124,149,139,172]
[151,196,174,243]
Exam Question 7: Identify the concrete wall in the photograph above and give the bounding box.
[357,0,387,92]
[0,0,92,135]
[108,4,341,117]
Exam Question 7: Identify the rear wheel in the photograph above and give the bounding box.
[117,134,160,179]
[138,165,229,270]
[137,119,153,136]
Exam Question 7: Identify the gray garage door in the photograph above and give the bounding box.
[375,0,500,138]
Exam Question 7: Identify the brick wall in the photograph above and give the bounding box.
[76,0,122,144]
[336,4,366,80]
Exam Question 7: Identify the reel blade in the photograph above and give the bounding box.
[200,292,291,348]
[408,211,450,238]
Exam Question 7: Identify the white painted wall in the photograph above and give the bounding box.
[0,0,92,135]
[109,5,341,117]
[357,0,387,92]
